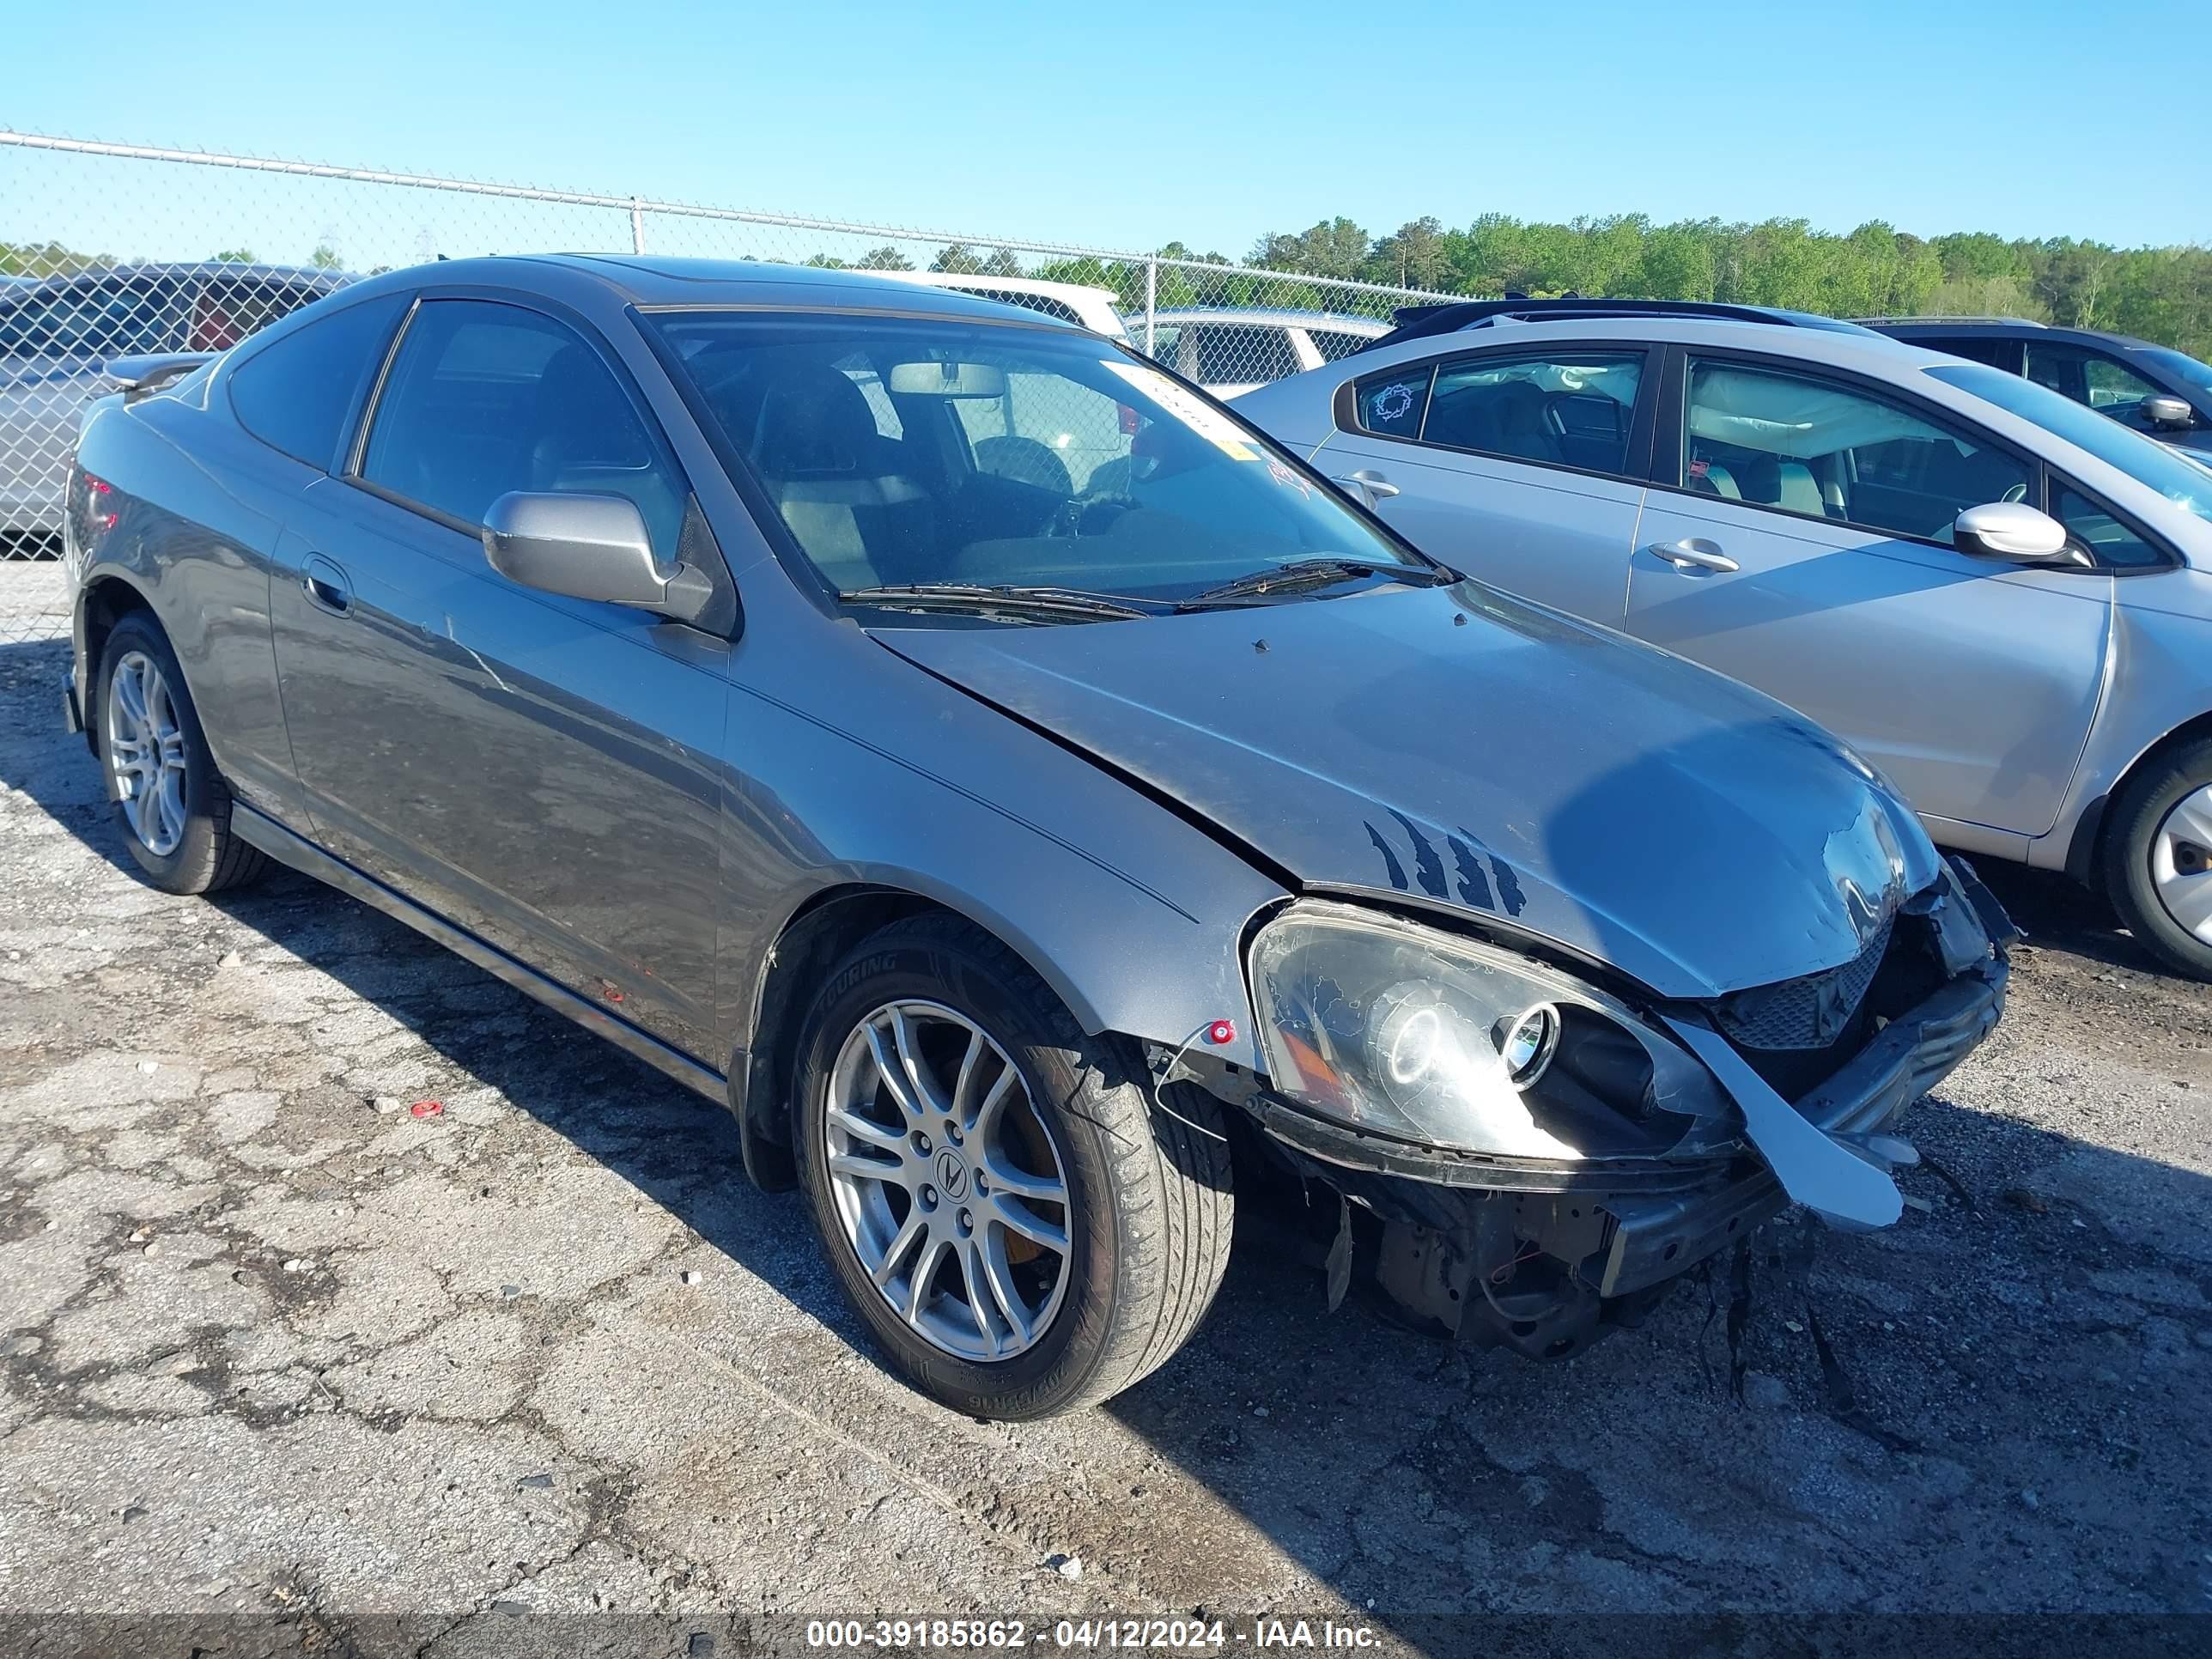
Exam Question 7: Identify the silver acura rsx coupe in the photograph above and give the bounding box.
[60,256,2012,1418]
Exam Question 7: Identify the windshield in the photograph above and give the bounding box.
[653,311,1427,605]
[1924,361,2212,530]
[2133,345,2212,397]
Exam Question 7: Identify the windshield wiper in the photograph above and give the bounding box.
[1177,556,1454,609]
[839,582,1155,622]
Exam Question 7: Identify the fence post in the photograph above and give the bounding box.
[630,198,646,254]
[1144,256,1158,355]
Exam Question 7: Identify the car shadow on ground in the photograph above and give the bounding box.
[3,633,2208,1623]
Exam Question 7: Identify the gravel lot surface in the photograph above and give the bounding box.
[1,568,2208,1647]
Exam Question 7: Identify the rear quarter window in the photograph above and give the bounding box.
[1351,366,1435,438]
[227,294,408,471]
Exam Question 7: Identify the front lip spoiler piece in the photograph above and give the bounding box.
[1248,951,2009,1293]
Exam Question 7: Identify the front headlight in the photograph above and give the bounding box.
[1249,902,1733,1161]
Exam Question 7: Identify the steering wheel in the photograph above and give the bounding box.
[1047,491,1132,538]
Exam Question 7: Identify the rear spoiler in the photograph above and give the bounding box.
[106,353,217,403]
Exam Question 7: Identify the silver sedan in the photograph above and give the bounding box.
[1236,301,2212,981]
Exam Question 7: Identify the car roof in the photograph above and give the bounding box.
[1339,311,1948,377]
[1149,307,1390,332]
[415,253,1093,330]
[1867,317,2167,353]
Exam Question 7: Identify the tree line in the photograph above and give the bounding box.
[9,212,2209,360]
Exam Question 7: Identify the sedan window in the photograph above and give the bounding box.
[1684,358,2029,544]
[359,300,688,556]
[2026,342,2162,416]
[0,276,188,357]
[228,294,407,471]
[1352,366,1433,438]
[1424,353,1644,475]
[1187,324,1301,385]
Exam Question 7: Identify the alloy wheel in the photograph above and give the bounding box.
[105,649,187,858]
[2151,784,2212,944]
[823,999,1072,1362]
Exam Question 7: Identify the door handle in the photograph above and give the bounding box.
[1333,469,1400,505]
[301,553,353,615]
[1644,538,1739,574]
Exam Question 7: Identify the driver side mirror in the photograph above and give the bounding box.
[481,492,713,623]
[2143,393,2197,430]
[1951,501,2084,566]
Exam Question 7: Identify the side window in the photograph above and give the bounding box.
[2024,343,2160,413]
[1352,367,1434,438]
[2052,482,2166,568]
[0,276,186,356]
[228,295,407,470]
[1189,325,1301,386]
[359,300,687,556]
[1424,352,1644,475]
[1308,329,1376,364]
[1685,358,2031,544]
[191,276,331,352]
[1919,335,2018,371]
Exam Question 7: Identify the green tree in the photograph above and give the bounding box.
[209,247,257,264]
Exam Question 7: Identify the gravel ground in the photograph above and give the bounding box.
[1,569,2208,1646]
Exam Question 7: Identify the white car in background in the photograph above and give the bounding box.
[874,272,1132,343]
[1141,307,1391,398]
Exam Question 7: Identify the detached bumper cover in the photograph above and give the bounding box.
[1596,951,2006,1295]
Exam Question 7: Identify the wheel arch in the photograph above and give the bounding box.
[74,572,157,757]
[729,881,1092,1193]
[2066,708,2212,887]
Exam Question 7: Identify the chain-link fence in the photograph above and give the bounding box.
[0,131,1457,645]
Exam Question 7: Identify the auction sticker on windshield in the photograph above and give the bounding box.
[1100,360,1259,460]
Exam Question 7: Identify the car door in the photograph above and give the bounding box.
[1623,348,2112,841]
[1312,343,1657,622]
[267,293,731,1062]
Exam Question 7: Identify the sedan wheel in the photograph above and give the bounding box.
[793,914,1235,1418]
[94,614,268,896]
[2106,738,2212,981]
[823,999,1071,1362]
[2150,785,2212,945]
[105,648,189,857]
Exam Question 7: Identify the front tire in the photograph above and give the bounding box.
[2106,738,2212,981]
[95,613,268,896]
[792,914,1233,1419]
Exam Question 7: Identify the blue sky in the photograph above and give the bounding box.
[6,0,2208,264]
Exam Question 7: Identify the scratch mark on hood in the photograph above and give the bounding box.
[1444,832,1495,911]
[1364,821,1407,891]
[1387,809,1449,899]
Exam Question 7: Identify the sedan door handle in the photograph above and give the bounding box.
[301,553,353,615]
[1644,538,1739,574]
[1333,469,1400,505]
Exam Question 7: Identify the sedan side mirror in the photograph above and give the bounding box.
[481,492,713,623]
[2143,393,2197,430]
[1951,501,2081,565]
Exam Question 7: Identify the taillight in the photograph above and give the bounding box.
[67,466,118,562]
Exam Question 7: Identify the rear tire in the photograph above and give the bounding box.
[94,613,269,896]
[2105,738,2212,981]
[792,913,1233,1419]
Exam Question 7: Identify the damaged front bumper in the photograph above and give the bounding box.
[1231,858,2013,1359]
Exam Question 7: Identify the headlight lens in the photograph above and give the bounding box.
[1249,902,1731,1160]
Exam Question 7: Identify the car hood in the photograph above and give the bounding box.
[872,580,1939,1000]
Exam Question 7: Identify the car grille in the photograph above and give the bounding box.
[1713,915,1895,1053]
